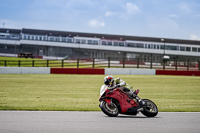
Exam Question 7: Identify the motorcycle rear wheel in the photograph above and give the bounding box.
[141,99,158,117]
[100,100,119,117]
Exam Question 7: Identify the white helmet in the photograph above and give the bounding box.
[104,76,114,86]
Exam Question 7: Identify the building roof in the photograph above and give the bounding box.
[1,28,200,45]
[0,28,21,34]
[22,28,200,45]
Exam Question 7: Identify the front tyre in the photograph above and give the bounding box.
[99,100,119,117]
[141,99,158,117]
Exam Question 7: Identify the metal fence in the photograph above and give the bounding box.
[0,57,200,71]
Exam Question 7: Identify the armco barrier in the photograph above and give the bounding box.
[51,68,105,75]
[156,70,200,76]
[105,68,156,75]
[0,67,50,74]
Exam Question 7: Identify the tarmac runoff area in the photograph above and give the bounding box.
[0,111,200,133]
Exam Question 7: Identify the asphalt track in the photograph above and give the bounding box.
[0,111,200,133]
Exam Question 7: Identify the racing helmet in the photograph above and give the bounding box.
[104,76,114,86]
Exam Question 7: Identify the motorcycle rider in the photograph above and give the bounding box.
[103,75,146,107]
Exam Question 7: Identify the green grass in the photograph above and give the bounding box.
[0,74,200,112]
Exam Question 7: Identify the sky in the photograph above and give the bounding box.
[0,0,200,40]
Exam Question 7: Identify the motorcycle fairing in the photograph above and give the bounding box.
[104,99,111,106]
[100,88,138,114]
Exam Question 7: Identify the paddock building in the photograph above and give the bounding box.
[0,28,200,62]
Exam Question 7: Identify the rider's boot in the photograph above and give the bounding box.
[135,96,146,107]
[131,89,146,107]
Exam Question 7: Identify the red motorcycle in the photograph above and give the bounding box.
[99,85,158,117]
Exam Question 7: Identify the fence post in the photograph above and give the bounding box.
[137,58,139,68]
[32,60,34,67]
[163,60,165,70]
[47,60,49,67]
[77,58,79,68]
[92,58,95,68]
[18,60,20,67]
[123,58,125,68]
[108,57,110,68]
[62,60,64,68]
[187,58,190,71]
[4,60,6,67]
[175,59,178,71]
[150,54,153,69]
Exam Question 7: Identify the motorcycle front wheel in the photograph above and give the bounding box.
[141,99,158,117]
[99,100,119,117]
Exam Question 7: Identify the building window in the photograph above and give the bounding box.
[0,35,6,38]
[127,43,136,47]
[113,41,124,46]
[39,36,42,41]
[192,47,197,52]
[67,38,73,43]
[88,40,93,44]
[108,41,112,46]
[104,52,107,58]
[198,48,200,52]
[114,42,119,46]
[136,43,144,48]
[160,45,164,49]
[31,36,34,40]
[119,42,124,46]
[166,45,177,50]
[55,37,60,42]
[49,37,54,41]
[62,37,66,42]
[186,47,191,52]
[102,41,107,45]
[93,40,98,45]
[35,36,38,40]
[80,40,86,44]
[75,39,80,43]
[180,46,185,51]
[144,55,146,62]
[11,35,19,39]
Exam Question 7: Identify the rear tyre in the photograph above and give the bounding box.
[141,99,158,117]
[99,100,119,117]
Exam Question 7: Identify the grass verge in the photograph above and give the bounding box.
[0,74,200,112]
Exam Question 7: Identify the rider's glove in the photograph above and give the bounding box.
[110,84,120,90]
[114,84,120,88]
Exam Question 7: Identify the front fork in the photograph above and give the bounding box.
[135,96,146,108]
[104,99,112,106]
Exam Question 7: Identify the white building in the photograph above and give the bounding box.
[0,28,200,62]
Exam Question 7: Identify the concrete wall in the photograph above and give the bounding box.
[1,67,199,76]
[105,68,156,75]
[0,67,50,74]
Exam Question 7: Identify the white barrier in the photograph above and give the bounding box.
[0,67,50,74]
[0,67,21,74]
[105,68,156,75]
[0,67,155,75]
